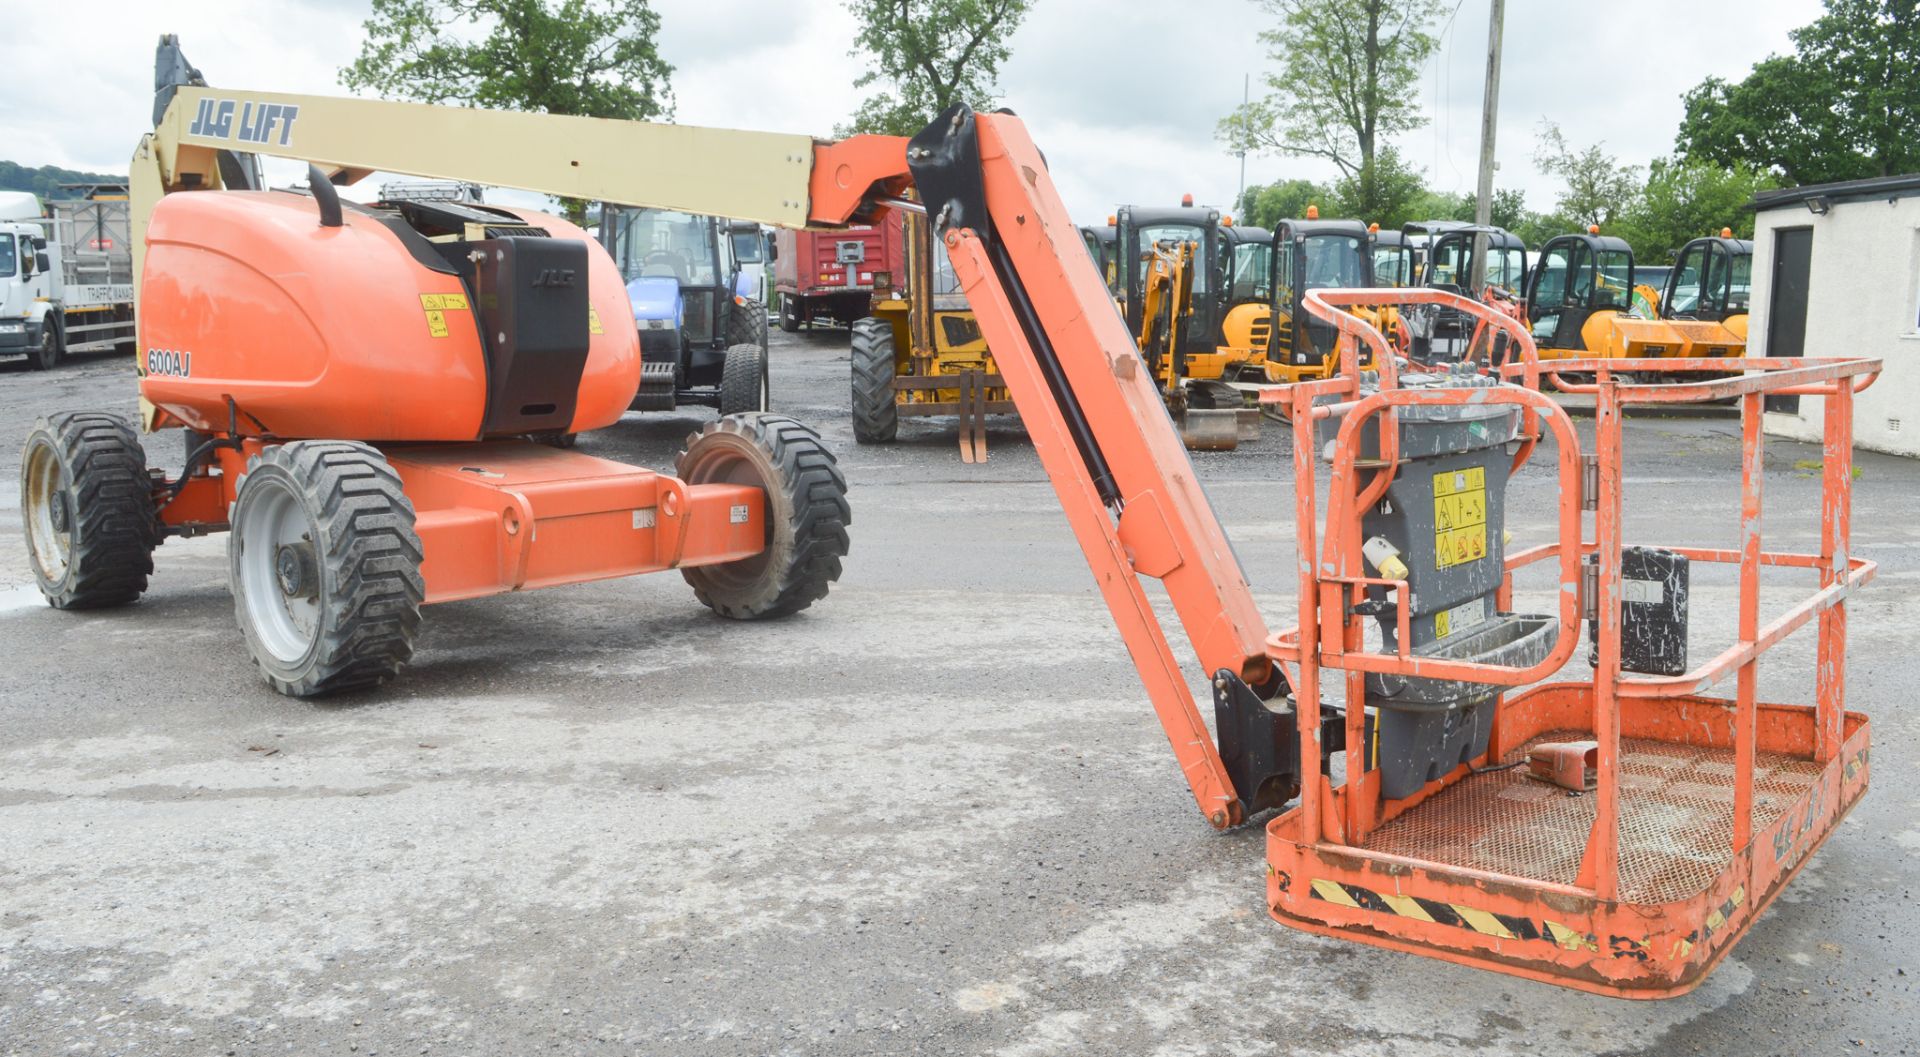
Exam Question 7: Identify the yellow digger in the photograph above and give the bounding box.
[1526,227,1751,368]
[850,206,1013,461]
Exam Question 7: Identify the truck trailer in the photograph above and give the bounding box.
[772,221,906,331]
[0,189,136,369]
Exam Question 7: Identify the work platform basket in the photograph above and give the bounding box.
[1261,290,1879,997]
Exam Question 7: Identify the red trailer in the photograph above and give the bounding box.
[772,221,906,331]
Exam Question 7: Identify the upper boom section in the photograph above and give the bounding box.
[145,85,821,228]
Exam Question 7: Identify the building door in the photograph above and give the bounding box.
[1765,227,1813,413]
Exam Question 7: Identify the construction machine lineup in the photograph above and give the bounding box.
[15,34,1879,1002]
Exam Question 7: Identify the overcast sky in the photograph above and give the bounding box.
[0,0,1824,223]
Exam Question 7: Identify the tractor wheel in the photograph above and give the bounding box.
[719,342,770,416]
[778,294,801,333]
[28,323,61,371]
[849,317,899,444]
[229,441,424,697]
[726,298,770,350]
[676,414,849,619]
[20,412,159,609]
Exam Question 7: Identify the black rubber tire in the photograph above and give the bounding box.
[28,322,60,371]
[229,441,424,697]
[676,414,849,619]
[726,298,770,350]
[20,412,159,609]
[718,342,770,416]
[777,294,801,333]
[849,317,899,444]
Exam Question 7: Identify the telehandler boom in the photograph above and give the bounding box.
[20,36,1882,999]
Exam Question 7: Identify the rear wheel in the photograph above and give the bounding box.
[677,414,849,619]
[849,317,899,444]
[20,412,159,609]
[778,294,801,333]
[229,441,424,697]
[719,342,770,415]
[28,323,61,371]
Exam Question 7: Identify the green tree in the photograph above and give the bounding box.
[1220,0,1445,219]
[1328,145,1428,228]
[1533,120,1642,229]
[1616,159,1777,262]
[0,161,125,201]
[1676,0,1920,184]
[839,0,1035,137]
[341,0,675,219]
[1236,177,1329,228]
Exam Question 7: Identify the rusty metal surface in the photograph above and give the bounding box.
[1359,730,1821,904]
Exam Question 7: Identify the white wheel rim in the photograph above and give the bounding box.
[236,475,322,664]
[23,440,71,583]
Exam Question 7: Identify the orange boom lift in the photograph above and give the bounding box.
[19,37,1881,995]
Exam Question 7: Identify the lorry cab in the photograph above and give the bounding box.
[1525,231,1636,351]
[0,189,136,369]
[600,205,769,414]
[726,219,770,307]
[0,222,52,357]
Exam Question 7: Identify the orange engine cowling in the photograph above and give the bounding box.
[139,190,640,441]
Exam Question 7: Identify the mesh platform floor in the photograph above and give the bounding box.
[1358,731,1824,905]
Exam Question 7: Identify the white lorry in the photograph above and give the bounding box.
[0,188,136,369]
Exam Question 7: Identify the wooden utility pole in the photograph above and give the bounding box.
[1468,0,1506,292]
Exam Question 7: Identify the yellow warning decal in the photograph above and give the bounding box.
[1433,466,1488,568]
[419,292,470,339]
[588,306,605,335]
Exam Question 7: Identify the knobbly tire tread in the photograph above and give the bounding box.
[676,414,849,619]
[230,441,424,697]
[849,317,899,444]
[25,412,159,609]
[725,298,769,350]
[718,342,769,416]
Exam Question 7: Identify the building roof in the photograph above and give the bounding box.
[1750,173,1920,212]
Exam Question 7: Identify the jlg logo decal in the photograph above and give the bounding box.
[146,348,191,378]
[186,97,300,148]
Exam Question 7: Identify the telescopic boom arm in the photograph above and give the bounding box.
[136,39,1274,826]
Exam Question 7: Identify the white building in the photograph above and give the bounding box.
[1750,175,1920,457]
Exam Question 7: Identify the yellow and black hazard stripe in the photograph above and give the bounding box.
[1302,876,1599,952]
[1843,746,1870,782]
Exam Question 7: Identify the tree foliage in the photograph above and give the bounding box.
[1237,178,1329,229]
[1676,0,1920,184]
[342,0,674,120]
[839,0,1035,137]
[0,161,124,201]
[1615,159,1776,262]
[1220,0,1444,219]
[1533,121,1642,229]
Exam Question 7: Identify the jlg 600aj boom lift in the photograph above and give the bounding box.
[22,37,1880,997]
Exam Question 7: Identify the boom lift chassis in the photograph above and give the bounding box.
[102,60,1879,994]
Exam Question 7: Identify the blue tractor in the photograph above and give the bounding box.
[600,205,770,414]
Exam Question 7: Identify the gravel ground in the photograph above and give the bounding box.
[0,333,1914,1056]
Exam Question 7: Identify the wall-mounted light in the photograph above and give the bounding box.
[1806,195,1832,215]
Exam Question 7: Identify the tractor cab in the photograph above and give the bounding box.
[1663,234,1753,323]
[1525,230,1635,351]
[1078,224,1117,292]
[600,205,769,414]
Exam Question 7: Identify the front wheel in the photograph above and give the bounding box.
[21,412,159,609]
[676,414,849,619]
[719,342,770,416]
[28,323,61,371]
[229,441,424,697]
[849,317,899,444]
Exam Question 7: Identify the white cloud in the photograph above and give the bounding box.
[0,0,1824,227]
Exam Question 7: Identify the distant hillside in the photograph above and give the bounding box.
[0,161,126,200]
